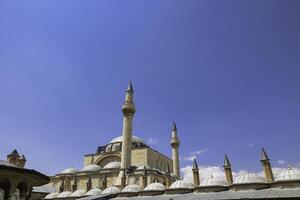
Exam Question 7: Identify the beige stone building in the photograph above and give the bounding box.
[49,82,178,196]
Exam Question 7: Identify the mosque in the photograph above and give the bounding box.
[42,82,300,200]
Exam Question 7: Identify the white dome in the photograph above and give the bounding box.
[85,188,103,196]
[144,182,166,191]
[103,161,121,169]
[200,175,227,186]
[136,165,152,170]
[71,189,85,197]
[110,135,145,144]
[122,184,142,192]
[60,167,77,174]
[169,180,194,189]
[81,164,101,172]
[57,191,72,198]
[102,186,120,195]
[234,172,266,184]
[44,192,59,199]
[276,167,300,181]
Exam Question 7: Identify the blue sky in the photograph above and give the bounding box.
[0,0,300,176]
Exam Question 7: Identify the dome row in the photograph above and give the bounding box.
[59,162,121,174]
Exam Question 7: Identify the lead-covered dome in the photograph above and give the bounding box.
[71,189,85,197]
[234,172,266,184]
[86,188,103,196]
[59,167,77,174]
[200,175,227,186]
[144,182,166,191]
[169,180,194,189]
[103,161,121,169]
[81,164,101,172]
[57,191,72,198]
[122,184,142,192]
[102,186,120,195]
[44,192,59,199]
[110,135,145,144]
[276,167,300,181]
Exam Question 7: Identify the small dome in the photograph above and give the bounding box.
[276,167,300,181]
[57,191,72,198]
[81,164,101,172]
[60,167,77,174]
[169,180,194,189]
[44,192,59,199]
[200,175,227,186]
[144,182,166,191]
[86,188,102,196]
[71,189,85,197]
[103,161,121,169]
[136,165,152,170]
[102,186,120,195]
[110,135,145,144]
[234,172,266,184]
[122,184,142,192]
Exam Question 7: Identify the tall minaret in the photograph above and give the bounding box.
[223,154,233,185]
[170,122,180,178]
[120,81,136,170]
[260,147,274,182]
[192,158,200,186]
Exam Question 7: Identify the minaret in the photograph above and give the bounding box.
[120,81,136,170]
[192,159,200,186]
[223,154,233,185]
[170,122,180,178]
[7,149,20,165]
[260,148,274,182]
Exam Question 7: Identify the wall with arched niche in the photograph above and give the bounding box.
[95,155,121,168]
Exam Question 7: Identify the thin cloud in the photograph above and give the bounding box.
[248,143,254,147]
[277,160,286,165]
[146,138,158,145]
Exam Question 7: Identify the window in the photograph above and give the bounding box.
[111,143,121,152]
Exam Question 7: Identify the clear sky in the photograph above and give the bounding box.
[0,0,299,176]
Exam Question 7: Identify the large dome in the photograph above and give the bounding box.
[200,175,227,186]
[81,164,101,172]
[103,161,121,169]
[276,167,300,181]
[169,180,194,189]
[110,135,145,144]
[234,172,266,184]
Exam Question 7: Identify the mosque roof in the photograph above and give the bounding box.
[85,188,103,196]
[276,167,300,181]
[57,191,72,198]
[234,172,266,184]
[71,189,86,197]
[103,161,121,169]
[59,167,77,174]
[200,175,227,186]
[144,182,166,191]
[110,135,145,144]
[81,164,101,172]
[102,186,120,195]
[44,192,59,199]
[122,184,142,192]
[169,180,194,189]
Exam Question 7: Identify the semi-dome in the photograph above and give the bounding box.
[122,184,142,192]
[102,186,120,195]
[57,191,72,198]
[110,135,145,144]
[44,192,59,199]
[81,164,101,172]
[144,182,166,191]
[103,161,121,169]
[86,188,103,196]
[59,167,77,174]
[234,172,266,184]
[169,180,194,189]
[71,189,86,197]
[200,175,227,186]
[276,167,300,181]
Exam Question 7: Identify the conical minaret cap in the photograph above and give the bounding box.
[261,147,269,161]
[8,149,20,157]
[192,158,199,170]
[224,154,231,167]
[20,154,26,161]
[126,80,134,92]
[172,121,177,131]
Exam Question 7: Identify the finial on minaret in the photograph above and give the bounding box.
[126,80,134,92]
[172,121,177,132]
[260,147,269,161]
[260,147,274,182]
[224,154,231,167]
[223,154,233,185]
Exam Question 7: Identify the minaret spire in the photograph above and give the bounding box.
[260,147,274,182]
[223,154,233,185]
[120,81,136,171]
[170,121,180,178]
